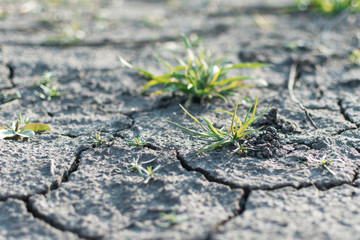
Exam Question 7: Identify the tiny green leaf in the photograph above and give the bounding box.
[0,129,15,139]
[22,123,51,132]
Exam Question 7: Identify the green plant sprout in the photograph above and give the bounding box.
[86,131,114,147]
[119,35,267,106]
[139,165,161,184]
[36,72,55,86]
[168,96,269,154]
[349,49,360,65]
[126,133,148,149]
[35,84,62,101]
[35,72,62,101]
[296,0,360,15]
[120,156,158,173]
[304,153,344,176]
[18,113,31,124]
[119,156,160,183]
[0,114,51,140]
[159,210,188,228]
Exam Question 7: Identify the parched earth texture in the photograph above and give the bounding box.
[0,0,360,239]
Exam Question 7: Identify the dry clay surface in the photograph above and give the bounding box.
[0,0,359,239]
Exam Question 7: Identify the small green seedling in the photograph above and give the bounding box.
[120,156,160,183]
[296,0,360,15]
[139,165,161,184]
[86,131,114,147]
[0,114,51,140]
[159,210,188,228]
[36,72,55,86]
[168,96,269,154]
[35,84,62,101]
[119,35,267,106]
[126,134,147,149]
[349,49,360,65]
[35,72,62,101]
[304,153,344,176]
[18,113,31,124]
[120,156,158,174]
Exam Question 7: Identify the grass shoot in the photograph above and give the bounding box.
[126,133,147,149]
[119,35,267,106]
[119,156,160,184]
[168,96,270,154]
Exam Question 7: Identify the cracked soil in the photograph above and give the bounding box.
[0,0,359,239]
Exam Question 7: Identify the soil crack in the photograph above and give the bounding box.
[337,99,360,128]
[24,198,96,240]
[26,146,96,239]
[5,63,16,88]
[352,147,360,183]
[176,151,239,189]
[176,150,355,192]
[287,63,318,129]
[206,188,250,240]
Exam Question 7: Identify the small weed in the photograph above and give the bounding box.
[18,113,31,124]
[296,0,360,15]
[119,156,160,183]
[34,72,62,101]
[303,153,344,176]
[120,156,158,173]
[0,113,50,140]
[86,131,114,147]
[35,84,62,101]
[36,72,55,86]
[126,134,147,149]
[119,35,267,106]
[168,96,269,154]
[159,210,188,228]
[139,165,161,184]
[349,49,360,65]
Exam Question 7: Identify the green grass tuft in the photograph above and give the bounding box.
[168,96,270,154]
[119,35,267,106]
[126,133,148,149]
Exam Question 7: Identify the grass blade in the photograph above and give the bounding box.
[237,96,258,135]
[167,121,210,138]
[224,63,269,71]
[118,55,154,78]
[156,56,173,72]
[198,117,221,137]
[179,105,207,131]
[209,66,222,85]
[214,76,251,86]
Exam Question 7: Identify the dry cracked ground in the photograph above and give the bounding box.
[0,0,360,239]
